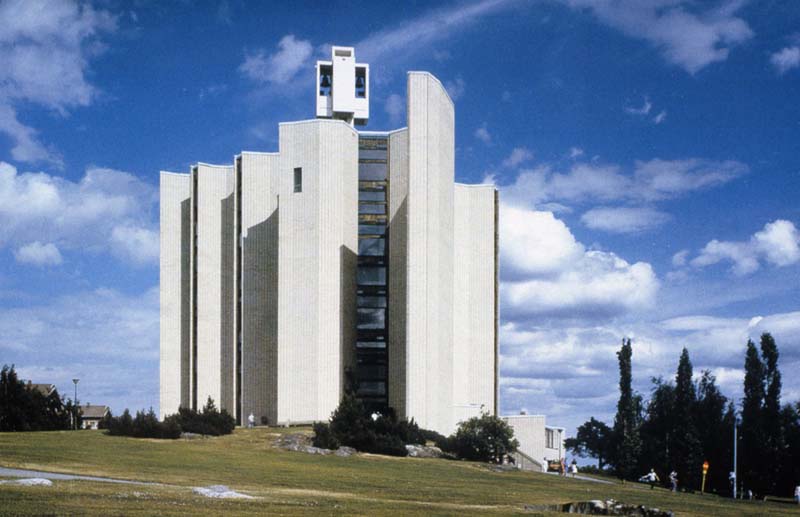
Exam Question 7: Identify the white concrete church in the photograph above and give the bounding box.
[160,46,498,435]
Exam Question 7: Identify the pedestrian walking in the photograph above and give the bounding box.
[669,470,678,492]
[247,413,255,428]
[794,485,800,505]
[570,460,578,478]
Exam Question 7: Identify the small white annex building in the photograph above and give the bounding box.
[160,46,498,435]
[503,414,566,472]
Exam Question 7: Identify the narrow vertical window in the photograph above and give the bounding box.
[293,167,302,193]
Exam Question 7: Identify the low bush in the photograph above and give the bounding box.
[449,412,518,463]
[312,389,426,457]
[104,409,181,439]
[103,398,235,439]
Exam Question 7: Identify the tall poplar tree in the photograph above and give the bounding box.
[671,348,702,489]
[740,340,765,495]
[760,333,784,495]
[612,338,641,479]
[694,370,733,494]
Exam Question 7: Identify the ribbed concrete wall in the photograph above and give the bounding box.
[453,184,497,421]
[159,172,191,419]
[406,72,456,434]
[238,152,279,424]
[388,129,409,417]
[193,163,235,413]
[277,120,358,424]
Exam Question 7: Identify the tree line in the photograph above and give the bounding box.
[566,334,800,497]
[0,365,77,431]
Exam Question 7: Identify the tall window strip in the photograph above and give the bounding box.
[356,136,389,412]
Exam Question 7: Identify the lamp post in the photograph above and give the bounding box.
[72,378,79,430]
[732,398,740,500]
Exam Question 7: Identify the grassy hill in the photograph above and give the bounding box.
[0,427,795,516]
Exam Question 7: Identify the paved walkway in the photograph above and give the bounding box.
[0,466,159,485]
[544,471,616,485]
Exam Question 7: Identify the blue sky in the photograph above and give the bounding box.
[1,0,799,436]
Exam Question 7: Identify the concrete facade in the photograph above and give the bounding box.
[159,172,191,418]
[160,61,498,434]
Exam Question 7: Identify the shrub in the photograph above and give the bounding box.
[104,408,180,439]
[174,398,236,436]
[312,386,427,456]
[450,412,519,463]
[103,398,234,439]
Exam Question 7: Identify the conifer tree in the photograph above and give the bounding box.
[740,339,765,495]
[671,349,702,489]
[694,370,733,494]
[760,333,784,495]
[612,338,641,479]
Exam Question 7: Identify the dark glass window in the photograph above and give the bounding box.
[293,167,302,193]
[358,238,385,256]
[359,190,386,202]
[359,203,385,215]
[359,224,386,236]
[357,364,387,379]
[359,162,387,181]
[359,149,387,160]
[358,296,387,308]
[357,381,386,396]
[357,308,385,329]
[357,266,386,285]
[356,341,386,349]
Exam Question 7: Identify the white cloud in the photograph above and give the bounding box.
[502,147,534,168]
[564,0,753,74]
[691,219,800,276]
[581,206,671,233]
[672,249,689,267]
[653,110,667,124]
[444,76,466,101]
[498,158,746,209]
[384,93,405,126]
[0,161,158,266]
[356,0,512,63]
[770,46,800,75]
[239,35,313,86]
[0,286,159,413]
[499,203,659,318]
[0,0,115,166]
[14,241,62,266]
[625,96,652,115]
[110,225,159,266]
[568,147,584,159]
[475,124,492,144]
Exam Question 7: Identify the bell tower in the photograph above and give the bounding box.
[316,46,369,126]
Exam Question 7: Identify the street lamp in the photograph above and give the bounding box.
[731,398,740,500]
[72,379,79,430]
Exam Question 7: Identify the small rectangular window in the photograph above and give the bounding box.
[359,224,386,236]
[358,238,385,256]
[293,167,302,193]
[359,203,386,215]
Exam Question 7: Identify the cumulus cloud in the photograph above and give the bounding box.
[0,161,158,266]
[14,241,62,266]
[563,0,753,74]
[690,219,800,275]
[499,203,659,318]
[502,147,534,168]
[498,158,747,209]
[239,35,313,86]
[0,286,159,413]
[770,46,800,75]
[0,0,115,166]
[581,206,671,233]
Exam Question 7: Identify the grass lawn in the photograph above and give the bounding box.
[0,428,796,515]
